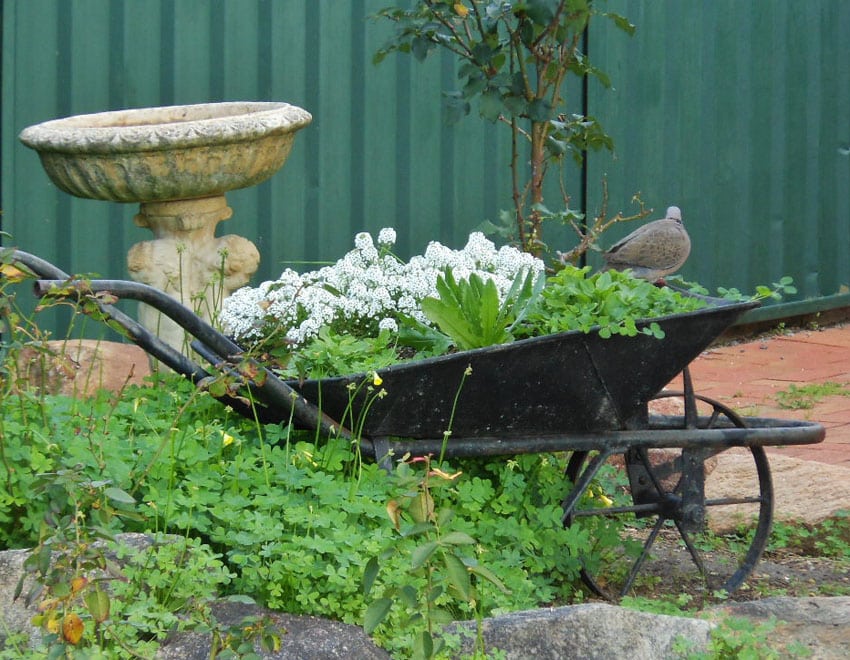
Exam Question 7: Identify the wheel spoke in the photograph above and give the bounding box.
[564,393,774,602]
[619,517,667,597]
[674,519,708,576]
[571,502,663,517]
[705,495,765,507]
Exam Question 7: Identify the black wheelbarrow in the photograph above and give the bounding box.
[9,249,825,601]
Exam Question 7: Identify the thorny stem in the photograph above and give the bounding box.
[556,180,651,265]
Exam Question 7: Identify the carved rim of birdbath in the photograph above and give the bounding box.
[18,101,312,202]
[19,101,312,153]
[18,101,313,357]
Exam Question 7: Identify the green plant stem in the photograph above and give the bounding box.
[439,365,472,465]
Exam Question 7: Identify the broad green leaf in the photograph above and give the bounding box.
[413,630,434,660]
[426,585,444,603]
[469,564,511,593]
[411,36,431,61]
[476,277,502,343]
[362,556,380,595]
[104,487,136,505]
[527,98,552,122]
[399,584,419,608]
[410,540,440,570]
[478,89,503,121]
[420,297,479,350]
[524,0,556,24]
[363,598,393,635]
[603,11,637,35]
[443,553,471,600]
[84,588,111,623]
[441,530,476,545]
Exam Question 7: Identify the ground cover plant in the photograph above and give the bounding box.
[0,368,597,657]
[2,232,815,658]
[775,381,850,410]
[2,334,847,658]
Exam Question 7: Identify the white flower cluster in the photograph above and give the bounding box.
[219,229,544,346]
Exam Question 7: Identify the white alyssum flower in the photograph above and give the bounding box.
[377,227,397,246]
[219,228,544,347]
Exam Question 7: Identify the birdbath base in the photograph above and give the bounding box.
[127,194,259,357]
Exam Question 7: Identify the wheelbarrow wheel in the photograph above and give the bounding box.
[563,394,774,602]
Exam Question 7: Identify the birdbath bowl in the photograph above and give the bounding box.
[19,101,312,355]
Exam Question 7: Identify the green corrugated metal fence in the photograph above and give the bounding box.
[2,1,849,338]
[588,0,850,301]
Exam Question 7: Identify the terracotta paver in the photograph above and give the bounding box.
[665,325,850,469]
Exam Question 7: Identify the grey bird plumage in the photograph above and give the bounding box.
[601,206,691,281]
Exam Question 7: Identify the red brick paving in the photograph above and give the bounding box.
[667,325,850,468]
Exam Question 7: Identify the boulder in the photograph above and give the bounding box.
[13,339,151,397]
[447,604,713,659]
[157,600,389,660]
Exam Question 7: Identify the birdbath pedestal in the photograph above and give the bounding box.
[19,102,312,356]
[127,195,259,352]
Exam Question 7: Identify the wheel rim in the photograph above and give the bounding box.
[563,394,774,603]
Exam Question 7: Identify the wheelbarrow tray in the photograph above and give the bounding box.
[289,297,758,439]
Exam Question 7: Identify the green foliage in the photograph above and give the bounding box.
[8,462,269,659]
[0,247,831,659]
[288,327,401,379]
[775,381,850,410]
[667,275,797,303]
[264,264,715,377]
[420,268,544,350]
[363,456,509,659]
[768,511,850,560]
[673,616,793,660]
[519,266,708,340]
[374,1,635,257]
[620,593,696,616]
[0,367,603,657]
[624,599,812,659]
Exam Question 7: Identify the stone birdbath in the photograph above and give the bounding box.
[19,101,312,355]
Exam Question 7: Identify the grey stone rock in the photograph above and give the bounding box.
[446,603,713,659]
[2,537,847,659]
[0,548,39,648]
[716,597,850,660]
[156,600,390,660]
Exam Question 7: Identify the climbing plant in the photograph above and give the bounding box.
[375,0,639,261]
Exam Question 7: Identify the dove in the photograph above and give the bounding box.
[601,206,691,282]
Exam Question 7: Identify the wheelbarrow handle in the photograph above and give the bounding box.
[9,250,207,381]
[30,272,348,439]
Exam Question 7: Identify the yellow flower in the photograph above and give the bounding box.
[372,371,383,387]
[429,467,463,481]
[222,432,235,447]
[598,493,614,507]
[454,2,469,18]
